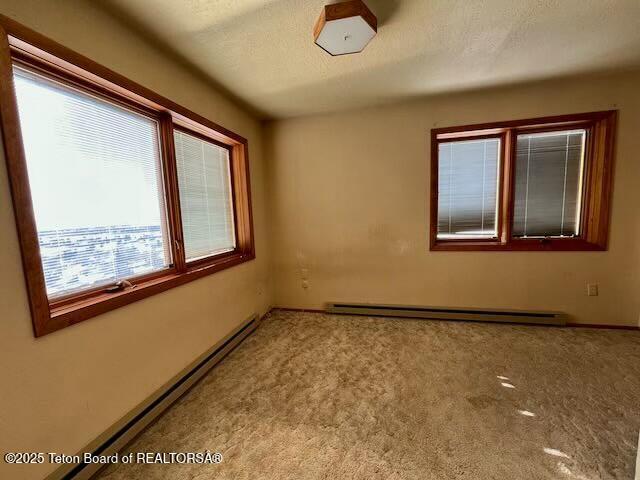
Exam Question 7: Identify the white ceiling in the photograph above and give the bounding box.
[100,0,640,119]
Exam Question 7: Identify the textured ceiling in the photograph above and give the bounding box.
[99,0,640,119]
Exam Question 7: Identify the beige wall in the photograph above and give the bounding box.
[0,2,270,479]
[266,70,640,328]
[1,2,640,479]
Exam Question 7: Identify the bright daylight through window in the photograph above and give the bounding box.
[14,66,170,298]
[0,25,254,337]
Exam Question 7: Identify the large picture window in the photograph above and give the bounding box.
[430,111,616,251]
[0,19,255,336]
[14,66,171,298]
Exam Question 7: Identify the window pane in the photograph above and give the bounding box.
[438,138,500,238]
[174,130,236,261]
[13,67,171,299]
[513,130,586,237]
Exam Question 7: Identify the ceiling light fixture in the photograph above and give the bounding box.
[313,0,377,56]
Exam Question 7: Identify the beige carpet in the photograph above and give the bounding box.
[97,310,640,480]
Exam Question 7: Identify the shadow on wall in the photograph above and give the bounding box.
[326,0,402,25]
[93,1,265,118]
[97,0,639,119]
[367,0,401,25]
[97,0,404,119]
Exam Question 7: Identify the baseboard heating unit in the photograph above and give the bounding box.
[48,314,261,480]
[325,303,566,326]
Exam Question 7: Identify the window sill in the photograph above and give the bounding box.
[431,238,606,252]
[38,251,254,337]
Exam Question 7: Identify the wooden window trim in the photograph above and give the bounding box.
[171,125,241,271]
[433,132,507,244]
[0,16,255,337]
[430,110,617,252]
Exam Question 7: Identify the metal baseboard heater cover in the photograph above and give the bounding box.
[326,303,566,326]
[48,314,260,480]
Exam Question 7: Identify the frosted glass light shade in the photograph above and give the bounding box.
[314,1,377,56]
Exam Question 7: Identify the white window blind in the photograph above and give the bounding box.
[513,130,586,237]
[13,67,171,299]
[437,138,500,238]
[174,130,236,261]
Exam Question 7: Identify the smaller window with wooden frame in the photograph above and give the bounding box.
[0,16,255,337]
[430,111,617,251]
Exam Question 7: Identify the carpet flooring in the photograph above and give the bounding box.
[97,310,640,480]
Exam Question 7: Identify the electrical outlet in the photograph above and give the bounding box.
[587,284,599,297]
[302,279,309,290]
